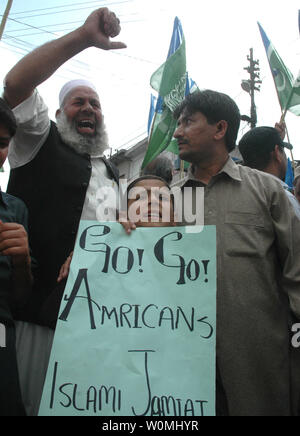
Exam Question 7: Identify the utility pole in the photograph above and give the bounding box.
[241,48,262,129]
[0,0,13,41]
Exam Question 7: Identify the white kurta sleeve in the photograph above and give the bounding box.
[8,90,51,169]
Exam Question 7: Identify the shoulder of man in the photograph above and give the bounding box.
[0,192,28,224]
[1,191,27,209]
[237,164,295,215]
[238,164,284,190]
[102,156,119,184]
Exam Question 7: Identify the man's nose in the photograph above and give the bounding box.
[81,101,93,112]
[174,125,183,138]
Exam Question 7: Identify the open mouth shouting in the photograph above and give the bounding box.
[76,119,96,136]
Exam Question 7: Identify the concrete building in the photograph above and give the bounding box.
[110,138,148,182]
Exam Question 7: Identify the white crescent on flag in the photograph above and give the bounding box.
[295,71,300,88]
[267,44,287,92]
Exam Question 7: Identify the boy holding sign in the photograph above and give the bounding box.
[57,175,176,284]
[39,179,216,416]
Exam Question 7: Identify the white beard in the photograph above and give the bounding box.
[56,111,109,157]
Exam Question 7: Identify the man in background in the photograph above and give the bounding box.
[238,126,300,218]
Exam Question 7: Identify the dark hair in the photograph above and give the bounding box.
[239,127,286,171]
[127,175,172,196]
[174,90,241,152]
[0,98,17,137]
[240,144,277,170]
[126,175,174,208]
[141,155,173,184]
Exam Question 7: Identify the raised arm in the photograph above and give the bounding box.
[3,8,126,108]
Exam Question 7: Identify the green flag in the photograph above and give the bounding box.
[142,18,187,169]
[287,70,300,116]
[258,22,300,115]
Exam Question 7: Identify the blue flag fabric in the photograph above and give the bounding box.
[167,16,184,57]
[285,158,294,189]
[147,94,157,135]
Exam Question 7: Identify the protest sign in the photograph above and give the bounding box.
[39,222,216,417]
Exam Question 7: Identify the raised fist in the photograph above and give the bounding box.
[81,8,126,50]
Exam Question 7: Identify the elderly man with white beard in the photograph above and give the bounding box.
[1,8,124,415]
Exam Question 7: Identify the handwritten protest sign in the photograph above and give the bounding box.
[39,222,216,416]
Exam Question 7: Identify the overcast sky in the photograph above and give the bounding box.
[0,0,299,187]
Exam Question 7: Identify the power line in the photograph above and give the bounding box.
[3,15,158,67]
[5,10,142,36]
[4,0,134,21]
[4,28,78,39]
[1,34,98,79]
[4,18,146,39]
[0,39,28,55]
[4,19,83,33]
[120,130,147,149]
[109,49,158,66]
[1,6,159,85]
[0,40,74,82]
[1,32,153,86]
[6,16,62,36]
[2,31,157,67]
[9,1,105,15]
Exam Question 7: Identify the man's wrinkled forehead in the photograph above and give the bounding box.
[177,107,203,124]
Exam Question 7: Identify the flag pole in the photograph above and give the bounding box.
[180,159,185,179]
[284,126,296,169]
[280,86,294,124]
[148,111,157,144]
[279,110,296,169]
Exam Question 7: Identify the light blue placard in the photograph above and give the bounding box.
[39,222,216,416]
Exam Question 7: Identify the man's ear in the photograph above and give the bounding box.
[273,144,284,162]
[214,120,228,141]
[55,108,61,118]
[0,147,8,168]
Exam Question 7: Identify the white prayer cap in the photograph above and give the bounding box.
[59,79,98,107]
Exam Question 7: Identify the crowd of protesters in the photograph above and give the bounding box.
[0,7,300,417]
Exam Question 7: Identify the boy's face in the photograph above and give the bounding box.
[127,179,175,228]
[0,123,11,167]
